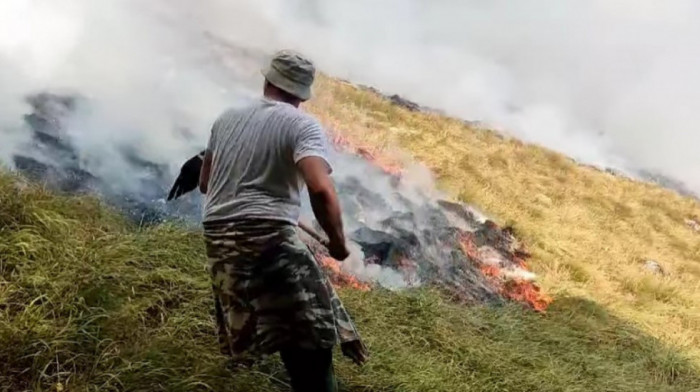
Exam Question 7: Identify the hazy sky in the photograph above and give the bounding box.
[1,0,699,192]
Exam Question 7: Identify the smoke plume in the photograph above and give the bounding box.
[2,1,699,191]
[198,0,700,192]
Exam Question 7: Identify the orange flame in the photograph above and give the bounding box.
[479,265,501,278]
[460,233,552,313]
[458,232,480,260]
[355,147,403,177]
[331,133,403,177]
[318,255,371,291]
[326,127,552,311]
[502,279,553,313]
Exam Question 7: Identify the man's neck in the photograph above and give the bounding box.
[263,92,300,108]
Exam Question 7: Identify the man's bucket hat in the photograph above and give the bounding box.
[262,50,316,101]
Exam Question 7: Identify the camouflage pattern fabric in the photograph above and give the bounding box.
[203,219,366,362]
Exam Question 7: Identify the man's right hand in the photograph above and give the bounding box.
[297,156,350,261]
[328,238,350,261]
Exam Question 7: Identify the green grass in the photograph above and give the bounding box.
[2,169,700,391]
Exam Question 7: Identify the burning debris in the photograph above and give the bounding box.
[318,256,372,292]
[9,92,552,312]
[318,128,552,311]
[330,133,403,178]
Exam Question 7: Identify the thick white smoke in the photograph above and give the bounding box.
[195,0,700,192]
[0,0,257,185]
[2,0,699,192]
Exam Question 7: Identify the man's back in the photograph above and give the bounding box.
[203,97,330,224]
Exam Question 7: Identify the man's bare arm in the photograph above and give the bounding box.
[199,149,213,194]
[297,156,348,260]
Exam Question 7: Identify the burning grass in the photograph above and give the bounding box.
[329,117,553,312]
[459,231,553,313]
[2,172,700,391]
[331,133,404,178]
[306,75,700,369]
[318,255,371,292]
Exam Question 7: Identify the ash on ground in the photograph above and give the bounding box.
[12,92,203,227]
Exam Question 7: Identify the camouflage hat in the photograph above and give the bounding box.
[262,50,316,101]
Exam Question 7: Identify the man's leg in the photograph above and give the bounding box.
[212,288,232,357]
[280,347,337,392]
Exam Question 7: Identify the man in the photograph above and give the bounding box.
[198,50,367,392]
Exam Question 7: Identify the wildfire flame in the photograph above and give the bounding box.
[318,255,371,291]
[503,280,552,313]
[461,233,552,313]
[324,125,552,311]
[331,133,403,177]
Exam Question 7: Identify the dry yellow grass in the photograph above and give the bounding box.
[306,75,700,364]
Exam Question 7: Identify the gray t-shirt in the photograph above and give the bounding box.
[202,97,331,224]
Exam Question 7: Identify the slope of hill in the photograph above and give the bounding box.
[2,77,700,391]
[2,171,699,392]
[307,75,700,361]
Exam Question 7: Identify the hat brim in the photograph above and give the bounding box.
[261,67,311,101]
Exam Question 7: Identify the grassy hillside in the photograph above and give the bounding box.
[307,76,700,363]
[2,172,700,391]
[2,77,700,391]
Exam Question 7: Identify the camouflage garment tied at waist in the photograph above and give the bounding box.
[203,219,366,362]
